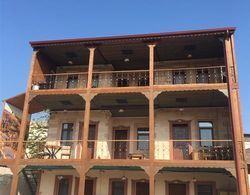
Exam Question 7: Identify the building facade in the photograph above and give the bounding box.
[0,28,248,195]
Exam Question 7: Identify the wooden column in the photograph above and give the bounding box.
[82,47,95,161]
[10,169,19,195]
[78,172,86,195]
[224,35,249,195]
[148,44,156,161]
[10,51,38,195]
[87,48,95,89]
[149,171,155,195]
[148,44,156,195]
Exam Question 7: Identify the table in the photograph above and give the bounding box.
[44,145,62,159]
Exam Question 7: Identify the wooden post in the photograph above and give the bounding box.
[78,172,86,195]
[10,169,19,195]
[224,35,249,195]
[82,48,95,160]
[148,44,156,161]
[10,51,38,195]
[149,171,155,195]
[148,44,156,87]
[87,48,95,89]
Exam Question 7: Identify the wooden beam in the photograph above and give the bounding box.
[224,35,249,195]
[10,51,38,195]
[87,48,95,89]
[148,44,156,161]
[82,47,95,161]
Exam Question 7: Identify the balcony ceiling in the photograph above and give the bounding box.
[30,94,85,112]
[155,90,228,108]
[39,35,224,70]
[6,90,228,115]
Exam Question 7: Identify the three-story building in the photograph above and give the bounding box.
[0,27,248,195]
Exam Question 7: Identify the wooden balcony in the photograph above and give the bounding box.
[31,72,88,90]
[154,65,226,85]
[1,139,233,163]
[31,66,226,91]
[22,140,82,160]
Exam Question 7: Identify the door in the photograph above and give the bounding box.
[135,181,149,195]
[168,183,187,195]
[88,124,97,159]
[54,175,72,195]
[113,130,128,159]
[74,178,95,195]
[109,179,127,195]
[85,179,95,195]
[171,123,191,160]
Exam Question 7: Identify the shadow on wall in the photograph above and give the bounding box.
[0,167,32,195]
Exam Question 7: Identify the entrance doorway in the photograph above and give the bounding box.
[113,129,129,159]
[167,183,188,195]
[171,122,191,160]
[132,180,149,195]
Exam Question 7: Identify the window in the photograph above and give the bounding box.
[54,175,72,195]
[173,71,186,84]
[117,78,129,87]
[199,121,213,147]
[137,128,149,152]
[196,183,214,195]
[109,179,127,195]
[61,123,73,146]
[92,74,99,88]
[67,75,78,88]
[197,69,209,83]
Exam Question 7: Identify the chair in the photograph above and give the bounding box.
[61,145,71,159]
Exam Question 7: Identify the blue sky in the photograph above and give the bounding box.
[0,0,250,132]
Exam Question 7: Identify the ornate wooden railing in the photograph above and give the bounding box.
[87,139,149,160]
[31,66,226,90]
[154,66,226,85]
[31,72,88,90]
[155,139,233,160]
[92,70,150,88]
[22,140,82,159]
[2,139,233,161]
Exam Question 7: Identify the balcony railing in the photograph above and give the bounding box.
[22,140,82,159]
[87,140,149,160]
[154,66,226,85]
[11,139,233,161]
[155,140,233,160]
[31,72,88,90]
[31,66,226,90]
[92,70,149,88]
[0,141,18,159]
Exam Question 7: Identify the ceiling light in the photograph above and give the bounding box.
[118,109,124,113]
[124,58,130,62]
[57,176,64,180]
[187,54,192,58]
[121,176,127,181]
[179,108,184,112]
[68,60,73,65]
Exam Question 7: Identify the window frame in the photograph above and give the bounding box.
[67,75,78,88]
[108,178,128,195]
[136,127,149,151]
[195,181,216,195]
[61,123,74,146]
[198,121,214,147]
[53,175,73,195]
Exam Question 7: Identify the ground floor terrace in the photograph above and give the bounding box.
[9,165,236,195]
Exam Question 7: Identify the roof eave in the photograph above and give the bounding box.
[30,27,236,48]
